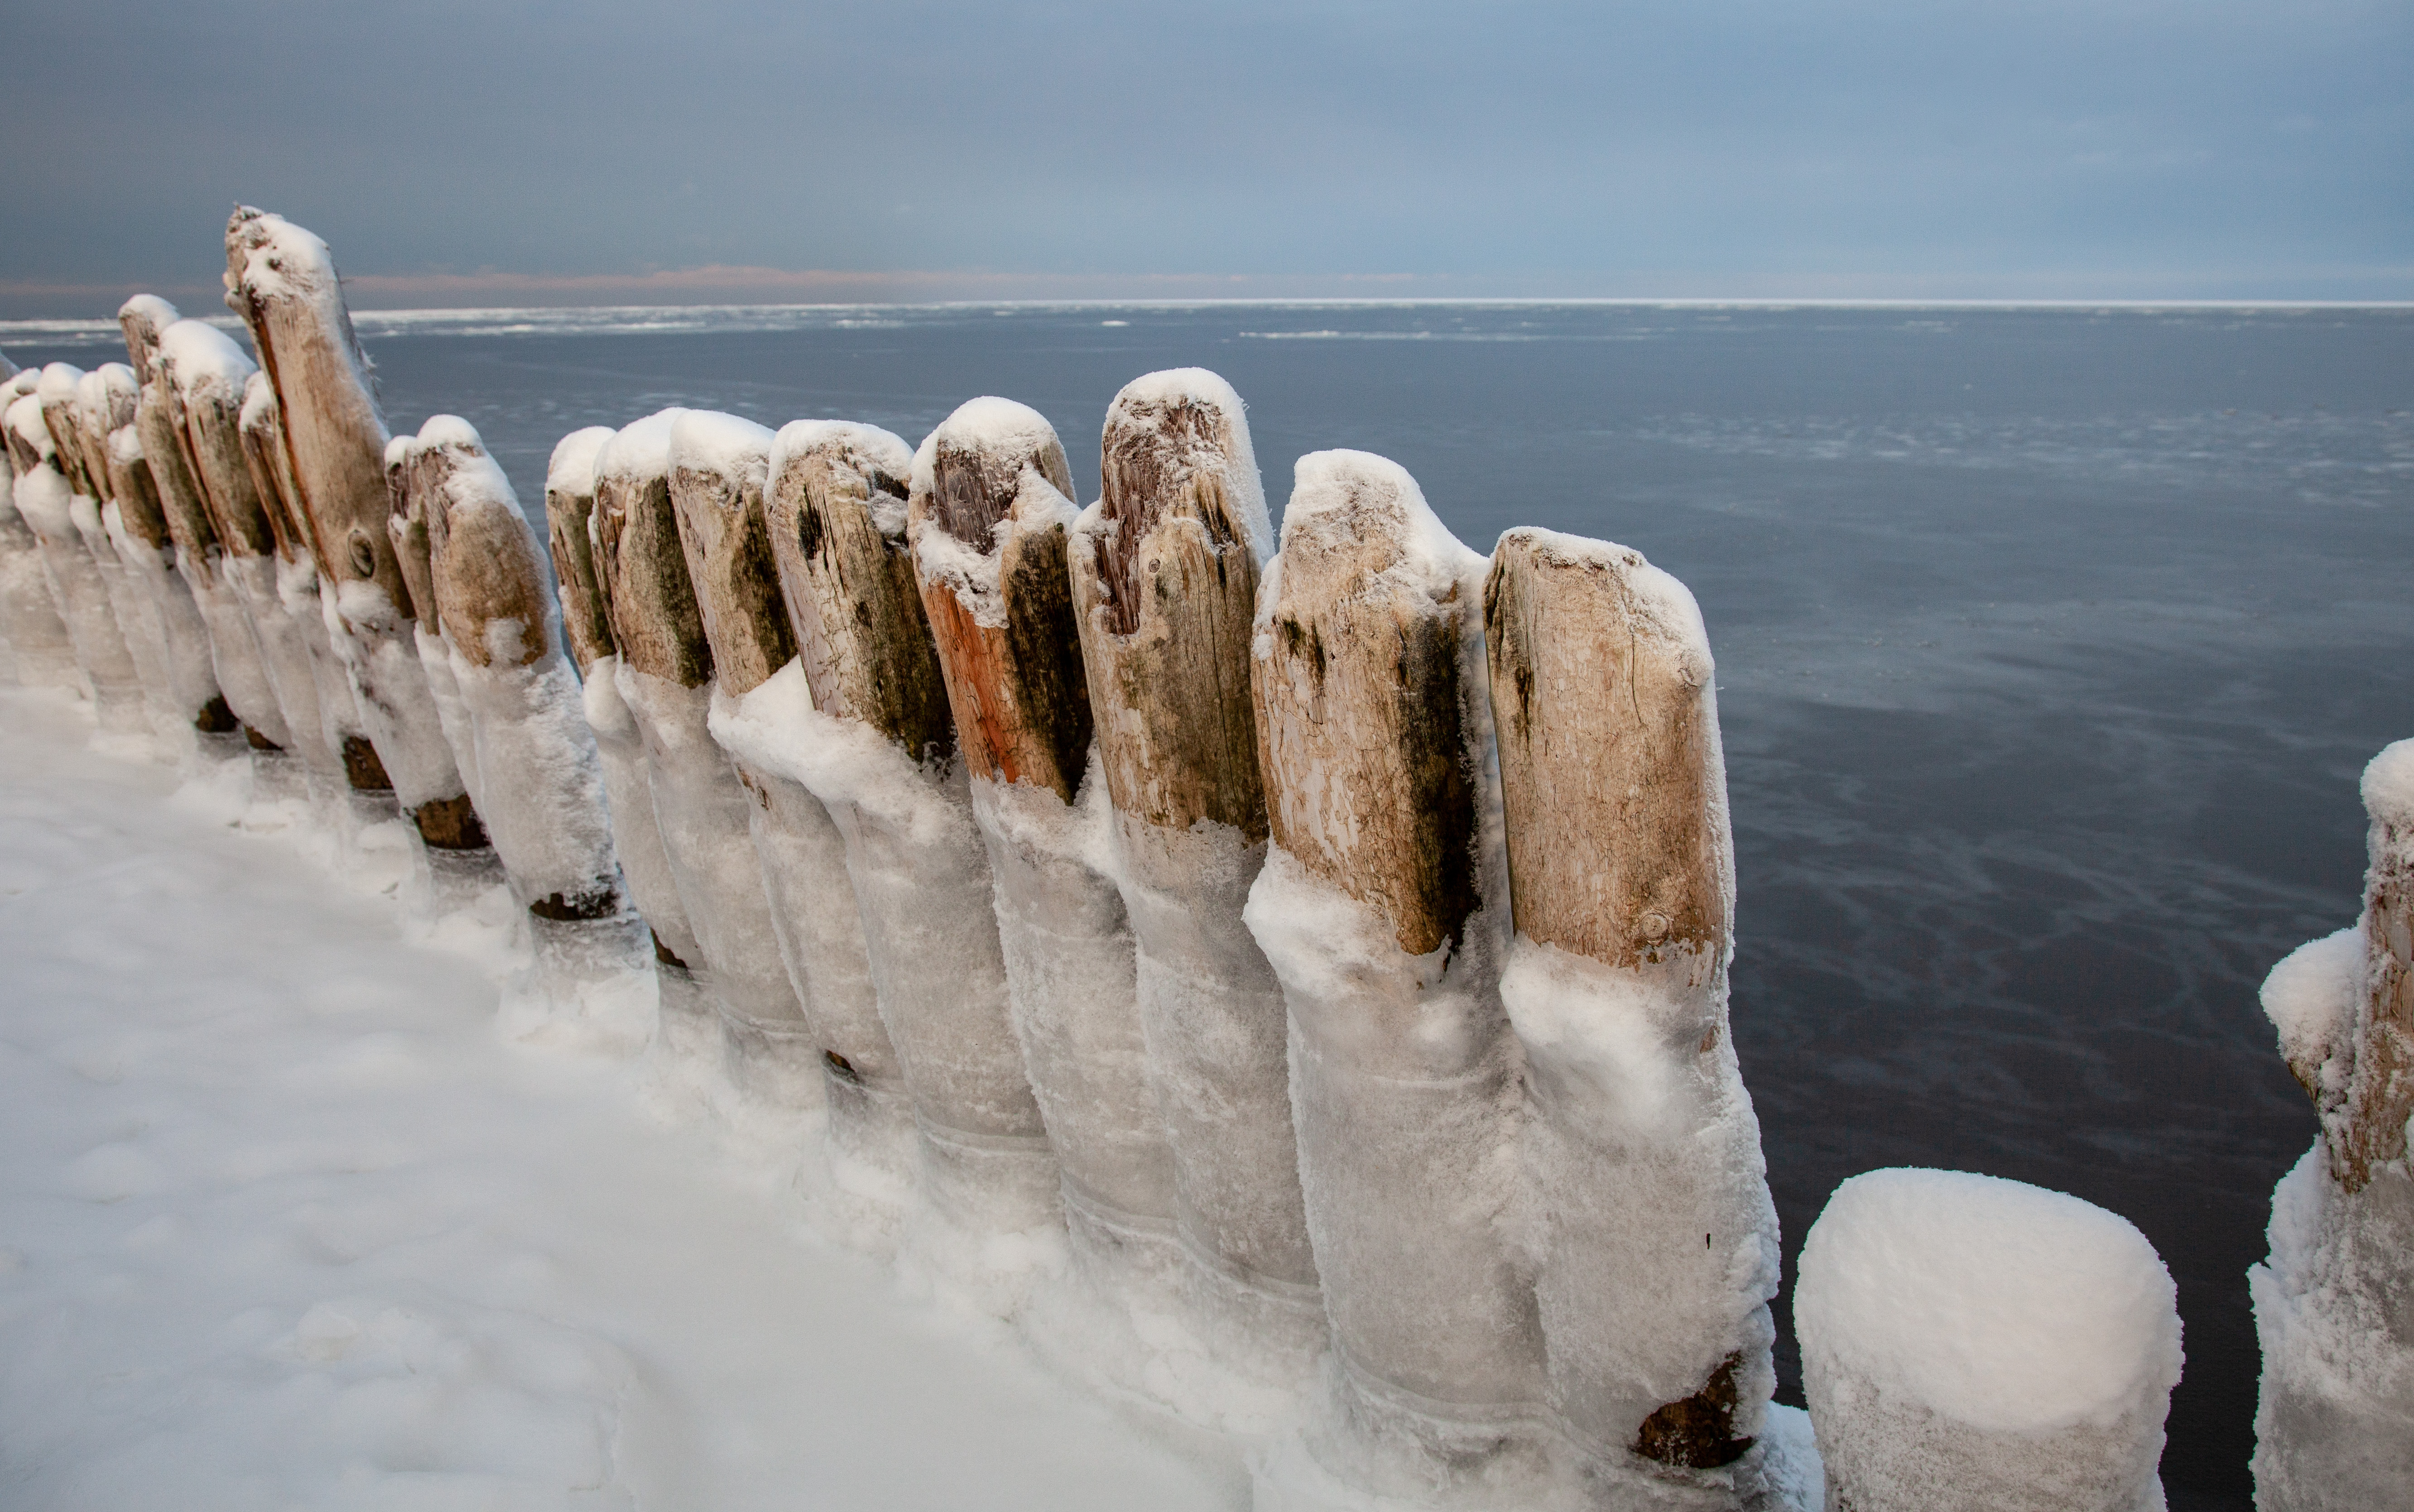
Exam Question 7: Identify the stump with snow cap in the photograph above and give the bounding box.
[658,408,837,1109]
[118,297,255,755]
[909,396,1177,1294]
[2248,739,2414,1511]
[1798,1169,2181,1512]
[6,386,146,734]
[0,362,82,693]
[1245,448,1552,1487]
[734,414,1056,1236]
[544,426,698,978]
[1068,369,1324,1363]
[225,206,476,849]
[1484,528,1785,1501]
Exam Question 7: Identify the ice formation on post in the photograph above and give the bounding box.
[225,206,481,857]
[1798,1169,2181,1512]
[1068,370,1323,1366]
[1484,528,1784,1503]
[590,410,803,1074]
[102,416,223,749]
[0,362,82,694]
[908,398,1174,1297]
[660,408,832,1106]
[734,414,1055,1240]
[544,427,699,981]
[1245,450,1551,1491]
[6,383,146,735]
[156,321,327,798]
[2249,739,2414,1510]
[403,417,645,1032]
[117,297,262,764]
[67,365,182,737]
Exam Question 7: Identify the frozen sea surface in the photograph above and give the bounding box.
[0,689,1242,1511]
[7,301,2408,1508]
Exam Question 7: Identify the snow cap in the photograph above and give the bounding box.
[1263,449,1482,626]
[158,319,256,403]
[769,419,914,540]
[1798,1167,2182,1435]
[547,427,616,499]
[5,392,55,458]
[109,425,144,468]
[416,414,487,457]
[239,369,279,431]
[224,206,338,306]
[2362,739,2414,829]
[669,409,774,490]
[37,363,85,411]
[596,409,682,489]
[79,365,141,437]
[910,397,1067,517]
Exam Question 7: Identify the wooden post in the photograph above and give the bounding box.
[653,408,832,1106]
[6,382,146,733]
[1245,449,1548,1484]
[58,365,180,734]
[117,296,257,756]
[0,365,83,693]
[224,206,480,850]
[589,408,793,1066]
[1068,370,1322,1352]
[100,418,226,743]
[1483,528,1783,1498]
[2251,741,2414,1506]
[749,415,1056,1234]
[909,397,1175,1288]
[544,426,701,977]
[385,433,484,819]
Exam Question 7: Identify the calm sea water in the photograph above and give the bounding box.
[12,302,2409,1508]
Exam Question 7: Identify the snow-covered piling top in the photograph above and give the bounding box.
[157,319,256,404]
[223,206,345,311]
[907,397,1068,533]
[668,409,773,489]
[79,365,140,435]
[2261,927,2361,1105]
[595,409,681,490]
[2362,738,2414,828]
[1098,366,1271,560]
[1798,1168,2182,1434]
[1258,449,1483,632]
[547,427,615,501]
[36,363,86,413]
[115,295,178,379]
[769,420,913,540]
[5,392,57,461]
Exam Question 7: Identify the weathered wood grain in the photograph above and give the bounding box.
[668,413,793,696]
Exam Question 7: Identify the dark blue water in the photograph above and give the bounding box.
[14,302,2409,1507]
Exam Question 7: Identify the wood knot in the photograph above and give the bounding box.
[1640,911,1670,940]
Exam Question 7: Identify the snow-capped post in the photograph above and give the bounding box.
[591,409,809,1075]
[6,384,147,735]
[238,370,378,826]
[404,417,648,1037]
[1244,450,1551,1491]
[543,427,703,987]
[385,433,488,830]
[224,206,483,857]
[118,296,260,761]
[659,408,831,1106]
[1798,1169,2182,1512]
[0,365,84,694]
[159,322,330,798]
[734,415,1058,1238]
[908,397,1176,1296]
[2250,738,2414,1508]
[1066,370,1325,1361]
[1482,528,1785,1498]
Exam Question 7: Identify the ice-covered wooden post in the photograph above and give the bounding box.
[238,370,383,823]
[119,296,264,761]
[741,416,1056,1236]
[224,206,483,854]
[543,428,702,982]
[68,365,183,738]
[384,432,493,857]
[909,397,1174,1292]
[590,409,807,1073]
[1245,451,1549,1488]
[158,321,332,798]
[1482,528,1784,1499]
[0,361,82,693]
[6,383,146,735]
[1068,370,1324,1358]
[399,417,647,1033]
[101,413,225,748]
[2250,739,2414,1509]
[660,408,832,1105]
[1798,1169,2182,1512]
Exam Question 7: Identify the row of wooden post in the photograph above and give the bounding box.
[0,206,2296,1512]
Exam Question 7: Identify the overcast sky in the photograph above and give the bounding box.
[1,0,2405,312]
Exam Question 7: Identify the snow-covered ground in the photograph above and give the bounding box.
[0,687,1245,1510]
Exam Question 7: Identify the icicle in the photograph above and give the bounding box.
[7,382,144,734]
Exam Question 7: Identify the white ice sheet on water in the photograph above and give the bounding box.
[0,686,1245,1512]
